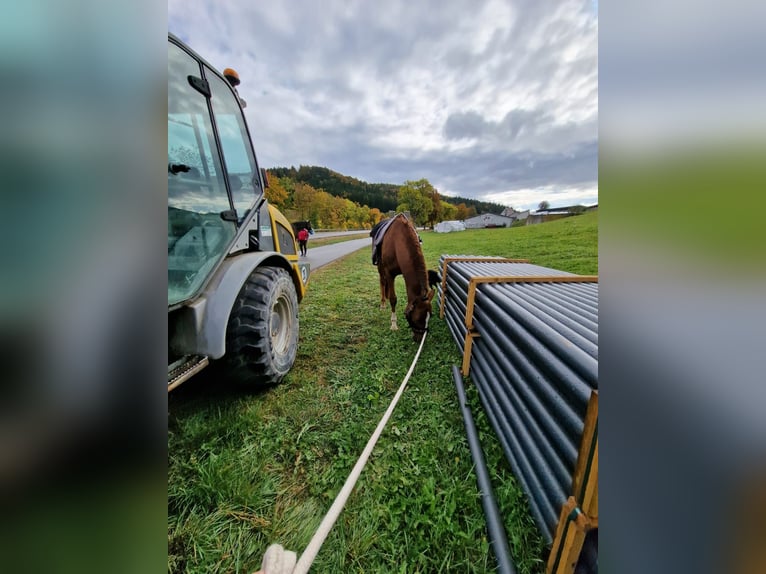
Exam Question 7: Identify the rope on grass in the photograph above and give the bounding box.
[259,314,431,574]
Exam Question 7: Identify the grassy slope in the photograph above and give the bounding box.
[168,213,597,573]
[420,211,598,275]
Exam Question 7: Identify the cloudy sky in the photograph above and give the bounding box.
[169,0,598,211]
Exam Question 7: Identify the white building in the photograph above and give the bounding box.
[500,207,530,222]
[434,220,466,233]
[463,213,515,229]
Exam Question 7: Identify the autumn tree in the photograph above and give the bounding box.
[293,182,319,220]
[348,200,369,229]
[314,190,334,228]
[441,202,458,221]
[269,168,409,230]
[396,178,435,227]
[427,186,443,228]
[264,171,288,209]
[368,208,383,228]
[455,202,475,220]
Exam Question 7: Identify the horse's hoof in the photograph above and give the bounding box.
[380,304,386,311]
[391,324,398,331]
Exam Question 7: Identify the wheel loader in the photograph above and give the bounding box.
[168,33,309,390]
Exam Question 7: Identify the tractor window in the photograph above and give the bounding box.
[206,68,261,217]
[276,222,296,255]
[168,41,236,306]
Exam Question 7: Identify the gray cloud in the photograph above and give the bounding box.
[444,111,488,140]
[444,108,551,142]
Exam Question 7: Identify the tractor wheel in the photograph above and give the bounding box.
[224,267,299,385]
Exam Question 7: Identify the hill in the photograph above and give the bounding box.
[268,165,508,214]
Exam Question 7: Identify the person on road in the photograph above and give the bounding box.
[297,227,309,257]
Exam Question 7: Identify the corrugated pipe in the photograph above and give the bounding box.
[471,348,562,542]
[471,338,576,495]
[437,256,598,548]
[472,317,580,468]
[472,294,594,421]
[452,365,517,574]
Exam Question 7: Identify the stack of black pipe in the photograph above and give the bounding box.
[439,256,598,552]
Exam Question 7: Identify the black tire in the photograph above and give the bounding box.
[224,267,299,385]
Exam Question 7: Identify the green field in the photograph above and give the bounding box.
[419,210,598,275]
[168,212,597,573]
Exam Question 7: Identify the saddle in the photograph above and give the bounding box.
[370,214,403,265]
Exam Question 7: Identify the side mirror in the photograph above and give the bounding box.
[261,168,270,188]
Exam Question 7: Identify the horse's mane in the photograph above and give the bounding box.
[394,215,429,297]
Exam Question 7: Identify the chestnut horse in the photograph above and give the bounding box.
[373,214,439,341]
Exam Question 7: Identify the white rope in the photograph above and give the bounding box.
[260,314,431,574]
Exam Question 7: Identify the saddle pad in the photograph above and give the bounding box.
[370,214,405,265]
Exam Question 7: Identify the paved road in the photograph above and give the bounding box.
[302,237,371,270]
[310,229,368,239]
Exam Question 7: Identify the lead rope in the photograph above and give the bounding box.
[259,314,431,574]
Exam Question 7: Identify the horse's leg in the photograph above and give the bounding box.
[388,276,398,331]
[379,275,387,311]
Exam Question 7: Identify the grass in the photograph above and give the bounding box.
[168,213,597,573]
[419,211,598,275]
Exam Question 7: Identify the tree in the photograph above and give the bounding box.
[293,182,318,220]
[538,200,550,211]
[454,202,476,220]
[427,186,443,228]
[264,171,288,209]
[368,208,383,228]
[441,202,458,221]
[397,179,435,227]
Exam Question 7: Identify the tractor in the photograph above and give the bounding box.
[168,33,309,390]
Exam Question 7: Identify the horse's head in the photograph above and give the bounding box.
[405,288,435,342]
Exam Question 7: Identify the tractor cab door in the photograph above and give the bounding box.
[167,37,265,307]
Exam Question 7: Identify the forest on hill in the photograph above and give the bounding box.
[269,165,507,216]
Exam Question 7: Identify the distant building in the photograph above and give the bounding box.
[434,220,466,233]
[499,207,530,224]
[526,205,587,225]
[464,213,515,229]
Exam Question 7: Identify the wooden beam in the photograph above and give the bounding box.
[547,497,591,574]
[461,330,480,376]
[573,391,599,504]
[547,391,598,574]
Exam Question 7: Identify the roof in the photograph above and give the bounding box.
[464,213,514,221]
[534,205,587,214]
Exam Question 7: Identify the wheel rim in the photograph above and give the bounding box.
[270,294,292,355]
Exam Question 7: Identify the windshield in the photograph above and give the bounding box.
[167,41,236,306]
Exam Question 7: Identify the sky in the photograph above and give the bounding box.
[168,0,598,211]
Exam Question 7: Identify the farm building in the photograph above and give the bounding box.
[463,213,515,229]
[500,207,530,222]
[526,205,589,225]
